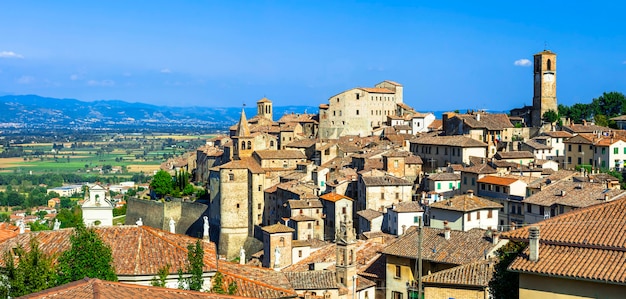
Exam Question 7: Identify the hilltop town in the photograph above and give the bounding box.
[3,50,626,299]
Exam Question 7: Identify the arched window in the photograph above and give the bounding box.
[270,140,274,147]
[279,237,285,246]
[547,59,552,71]
[241,141,246,149]
[349,250,354,264]
[247,141,252,149]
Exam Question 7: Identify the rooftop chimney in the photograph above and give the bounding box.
[476,113,481,121]
[444,221,451,240]
[529,226,540,262]
[511,222,517,230]
[467,190,474,198]
[560,190,566,197]
[604,193,609,201]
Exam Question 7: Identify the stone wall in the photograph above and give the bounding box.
[125,198,209,238]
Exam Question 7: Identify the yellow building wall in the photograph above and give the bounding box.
[519,273,626,299]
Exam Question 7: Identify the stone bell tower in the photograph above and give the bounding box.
[532,50,557,128]
[336,214,357,290]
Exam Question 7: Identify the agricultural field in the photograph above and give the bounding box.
[0,133,214,175]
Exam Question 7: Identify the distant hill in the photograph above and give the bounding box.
[0,95,318,133]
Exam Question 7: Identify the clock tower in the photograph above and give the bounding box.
[532,50,557,128]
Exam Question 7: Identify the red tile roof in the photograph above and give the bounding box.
[319,193,353,202]
[358,87,395,94]
[19,278,259,299]
[477,176,521,186]
[429,194,502,212]
[503,196,626,284]
[0,226,217,275]
[422,259,496,287]
[383,227,502,265]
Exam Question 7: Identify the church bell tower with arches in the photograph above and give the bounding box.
[532,50,558,128]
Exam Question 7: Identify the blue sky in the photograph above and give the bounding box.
[0,1,625,111]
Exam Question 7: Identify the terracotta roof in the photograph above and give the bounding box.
[391,201,423,213]
[218,261,297,298]
[290,215,317,222]
[422,259,496,287]
[282,238,388,273]
[564,124,611,133]
[382,80,402,86]
[19,278,256,299]
[504,196,626,284]
[257,97,271,103]
[356,209,383,221]
[428,119,443,130]
[411,135,488,147]
[524,139,552,150]
[284,271,339,290]
[383,227,501,265]
[355,276,376,291]
[360,175,413,186]
[494,151,535,159]
[284,139,317,148]
[261,223,295,234]
[0,223,19,242]
[0,226,217,275]
[215,157,264,174]
[455,113,514,130]
[461,164,497,174]
[358,87,395,94]
[319,193,353,202]
[543,131,574,138]
[254,150,306,160]
[522,180,626,208]
[429,194,502,212]
[428,173,460,181]
[477,175,521,186]
[287,199,324,209]
[405,155,423,164]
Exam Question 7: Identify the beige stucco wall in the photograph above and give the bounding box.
[519,273,626,299]
[424,286,487,299]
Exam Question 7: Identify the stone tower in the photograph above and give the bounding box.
[257,97,273,121]
[532,50,557,128]
[336,214,357,290]
[232,108,254,159]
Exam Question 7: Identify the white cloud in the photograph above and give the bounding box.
[17,76,34,84]
[87,79,115,86]
[514,58,532,67]
[0,51,23,58]
[160,68,171,73]
[70,74,80,81]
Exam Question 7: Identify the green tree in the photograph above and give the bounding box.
[150,170,173,198]
[55,207,82,228]
[0,238,57,297]
[594,114,609,127]
[591,91,626,118]
[151,264,171,288]
[185,240,204,291]
[210,271,237,295]
[542,110,559,124]
[56,223,117,284]
[489,241,526,299]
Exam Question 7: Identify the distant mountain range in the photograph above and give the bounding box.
[0,95,318,133]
